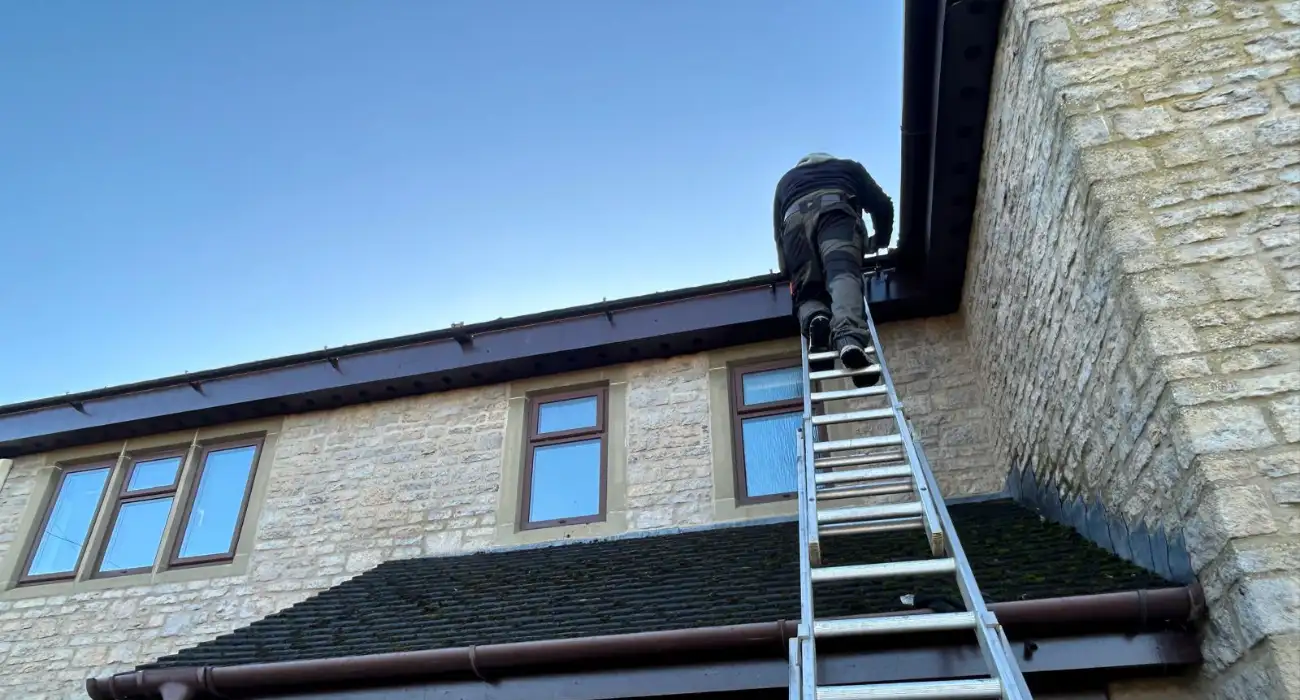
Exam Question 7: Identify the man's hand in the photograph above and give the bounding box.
[869,229,891,253]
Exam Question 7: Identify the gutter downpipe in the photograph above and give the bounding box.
[86,586,1202,700]
[897,0,939,270]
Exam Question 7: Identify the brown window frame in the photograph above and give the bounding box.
[167,436,264,567]
[729,359,820,505]
[17,459,115,585]
[16,433,266,586]
[91,447,189,578]
[520,386,609,530]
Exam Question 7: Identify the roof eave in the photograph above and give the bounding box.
[0,267,937,458]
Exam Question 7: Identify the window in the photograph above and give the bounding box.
[94,449,185,576]
[521,387,608,529]
[21,463,112,583]
[19,436,263,584]
[730,360,804,503]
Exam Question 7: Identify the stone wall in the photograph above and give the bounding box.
[968,0,1299,697]
[0,325,998,700]
[827,315,1005,497]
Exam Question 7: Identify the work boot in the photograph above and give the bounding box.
[836,338,870,369]
[805,313,831,352]
[836,338,882,387]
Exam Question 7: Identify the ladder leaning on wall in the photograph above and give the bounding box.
[787,276,1034,700]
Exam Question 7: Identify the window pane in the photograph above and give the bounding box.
[742,413,801,498]
[177,445,257,559]
[99,497,173,573]
[537,396,598,434]
[528,439,601,522]
[127,456,181,491]
[26,467,110,577]
[742,367,802,405]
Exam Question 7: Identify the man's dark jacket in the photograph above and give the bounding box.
[772,158,895,274]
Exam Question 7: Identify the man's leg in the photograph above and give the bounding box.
[816,213,873,370]
[780,222,832,350]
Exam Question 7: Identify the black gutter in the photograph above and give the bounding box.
[0,268,934,458]
[897,0,940,272]
[897,0,1005,312]
[921,0,1005,310]
[0,273,786,418]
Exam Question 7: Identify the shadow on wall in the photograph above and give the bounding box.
[1006,465,1195,585]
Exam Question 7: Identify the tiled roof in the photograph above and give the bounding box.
[146,499,1174,669]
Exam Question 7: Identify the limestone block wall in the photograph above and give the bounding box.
[968,0,1299,697]
[0,325,998,700]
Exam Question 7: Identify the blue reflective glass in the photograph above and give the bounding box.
[27,467,110,577]
[742,412,801,497]
[127,456,181,491]
[178,445,257,559]
[99,497,173,573]
[528,439,601,522]
[741,367,802,405]
[537,396,598,434]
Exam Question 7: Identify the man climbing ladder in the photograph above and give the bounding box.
[775,154,1033,699]
[772,152,894,386]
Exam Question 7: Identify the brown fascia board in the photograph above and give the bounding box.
[85,586,1203,700]
[0,267,933,459]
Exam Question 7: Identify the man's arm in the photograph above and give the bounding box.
[853,162,895,252]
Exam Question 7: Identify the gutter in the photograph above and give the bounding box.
[86,586,1203,700]
[0,272,787,418]
[897,0,939,270]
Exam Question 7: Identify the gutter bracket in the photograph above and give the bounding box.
[467,645,493,683]
[69,400,87,415]
[605,309,615,325]
[327,357,341,373]
[188,381,205,396]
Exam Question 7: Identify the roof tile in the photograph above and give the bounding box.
[145,500,1172,669]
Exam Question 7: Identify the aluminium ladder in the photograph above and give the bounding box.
[788,284,1033,700]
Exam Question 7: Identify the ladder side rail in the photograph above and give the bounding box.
[908,420,1034,700]
[859,297,945,555]
[796,337,819,699]
[800,337,823,564]
[788,637,802,700]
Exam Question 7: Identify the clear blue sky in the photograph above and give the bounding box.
[0,1,903,405]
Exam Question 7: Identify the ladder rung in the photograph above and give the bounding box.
[814,612,977,638]
[814,435,903,453]
[811,558,956,583]
[810,365,882,382]
[812,408,895,426]
[811,385,889,402]
[816,678,1001,700]
[818,501,922,524]
[819,517,924,536]
[808,348,876,363]
[816,465,912,485]
[815,453,906,470]
[816,480,913,501]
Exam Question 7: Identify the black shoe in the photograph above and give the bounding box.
[836,339,882,387]
[851,371,882,388]
[806,314,831,351]
[836,339,870,369]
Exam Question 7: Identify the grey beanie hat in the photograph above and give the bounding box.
[796,152,836,167]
